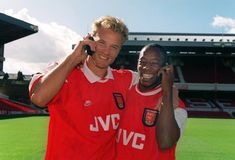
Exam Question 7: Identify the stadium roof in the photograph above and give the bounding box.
[0,13,38,45]
[122,32,235,56]
[128,32,235,44]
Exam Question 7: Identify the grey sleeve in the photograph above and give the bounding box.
[174,107,188,138]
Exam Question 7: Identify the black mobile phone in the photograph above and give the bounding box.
[84,37,94,56]
[156,56,169,84]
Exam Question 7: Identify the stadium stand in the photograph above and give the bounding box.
[0,97,40,115]
[185,98,216,110]
[216,58,235,83]
[214,98,235,117]
[0,13,43,116]
[115,32,235,118]
[1,15,235,118]
[187,110,231,118]
[180,56,215,83]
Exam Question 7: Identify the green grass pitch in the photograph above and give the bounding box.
[0,116,48,160]
[176,118,235,160]
[0,116,234,160]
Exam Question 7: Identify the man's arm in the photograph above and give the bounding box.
[156,65,180,149]
[30,38,92,107]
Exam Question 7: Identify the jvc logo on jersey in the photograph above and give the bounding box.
[90,114,120,132]
[116,128,146,150]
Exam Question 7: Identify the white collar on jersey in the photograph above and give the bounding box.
[135,82,162,96]
[81,61,114,83]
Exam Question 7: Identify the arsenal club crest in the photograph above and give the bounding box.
[113,93,125,110]
[142,108,159,127]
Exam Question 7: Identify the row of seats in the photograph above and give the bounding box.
[185,98,235,108]
[183,98,235,118]
[187,110,231,118]
[176,57,235,83]
[0,98,39,115]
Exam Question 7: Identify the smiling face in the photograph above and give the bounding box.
[138,45,165,91]
[91,27,123,69]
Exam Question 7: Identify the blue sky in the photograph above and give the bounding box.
[1,0,235,74]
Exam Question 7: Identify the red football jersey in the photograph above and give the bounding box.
[29,67,133,160]
[116,83,186,160]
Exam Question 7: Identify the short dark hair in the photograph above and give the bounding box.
[140,43,167,66]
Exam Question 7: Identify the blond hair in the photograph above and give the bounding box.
[91,16,129,43]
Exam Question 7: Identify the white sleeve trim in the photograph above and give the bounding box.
[29,62,59,91]
[28,73,43,91]
[129,71,139,90]
[174,108,188,138]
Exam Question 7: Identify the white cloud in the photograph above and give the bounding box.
[3,8,82,74]
[212,15,235,33]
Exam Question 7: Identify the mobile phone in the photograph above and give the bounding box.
[84,37,94,56]
[156,56,169,84]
